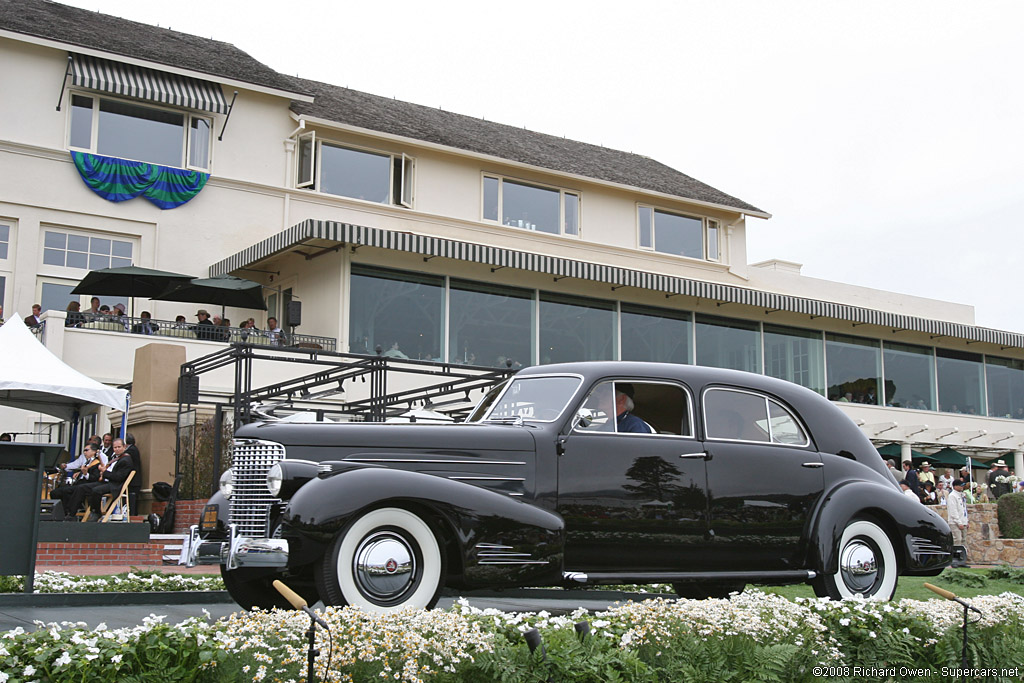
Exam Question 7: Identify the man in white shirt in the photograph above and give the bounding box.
[947,479,969,566]
[900,479,919,500]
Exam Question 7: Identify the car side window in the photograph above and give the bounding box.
[575,381,692,436]
[704,388,808,446]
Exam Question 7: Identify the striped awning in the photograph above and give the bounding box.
[210,218,1024,351]
[70,53,228,115]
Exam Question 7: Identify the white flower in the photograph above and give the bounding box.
[112,654,123,664]
[869,631,877,638]
[839,618,851,626]
[54,651,72,666]
[0,672,7,683]
[23,665,36,677]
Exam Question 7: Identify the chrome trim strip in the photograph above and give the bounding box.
[475,543,514,549]
[448,475,526,481]
[564,571,589,583]
[479,559,550,565]
[347,458,525,465]
[478,552,533,557]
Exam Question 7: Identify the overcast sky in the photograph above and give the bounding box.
[59,0,1024,333]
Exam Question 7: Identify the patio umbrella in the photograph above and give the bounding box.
[71,265,194,316]
[152,274,267,316]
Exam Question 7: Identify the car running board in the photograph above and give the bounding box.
[563,570,816,584]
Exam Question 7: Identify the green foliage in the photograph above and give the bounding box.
[939,568,988,588]
[996,491,1024,538]
[178,413,233,501]
[986,564,1024,584]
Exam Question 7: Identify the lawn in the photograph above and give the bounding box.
[757,566,1024,601]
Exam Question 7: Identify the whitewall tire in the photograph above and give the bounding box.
[814,518,898,601]
[317,507,443,612]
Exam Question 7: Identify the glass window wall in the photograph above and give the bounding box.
[936,349,985,415]
[654,210,703,259]
[502,180,560,234]
[98,98,185,168]
[539,293,615,364]
[986,356,1024,420]
[882,342,935,410]
[695,315,761,373]
[763,324,824,395]
[620,304,692,365]
[826,333,881,404]
[349,266,444,360]
[449,279,534,368]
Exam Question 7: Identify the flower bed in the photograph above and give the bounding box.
[0,570,224,594]
[3,590,1024,682]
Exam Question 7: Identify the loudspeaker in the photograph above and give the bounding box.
[42,499,64,520]
[287,300,302,327]
[178,375,200,404]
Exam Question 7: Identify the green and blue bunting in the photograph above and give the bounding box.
[71,151,209,209]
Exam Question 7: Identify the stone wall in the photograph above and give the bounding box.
[938,503,1024,565]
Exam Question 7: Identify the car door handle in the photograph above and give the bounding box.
[680,452,711,461]
[802,462,824,468]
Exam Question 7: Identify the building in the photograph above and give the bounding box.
[2,0,1023,495]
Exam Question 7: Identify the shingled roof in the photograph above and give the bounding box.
[289,77,766,215]
[1,0,763,213]
[0,0,304,96]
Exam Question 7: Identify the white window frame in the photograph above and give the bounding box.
[66,90,214,171]
[36,275,85,315]
[0,221,11,263]
[637,204,721,262]
[39,227,137,276]
[481,173,581,238]
[295,134,415,208]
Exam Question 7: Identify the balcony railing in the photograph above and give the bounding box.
[68,314,336,351]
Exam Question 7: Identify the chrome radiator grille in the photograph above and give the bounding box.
[229,438,285,538]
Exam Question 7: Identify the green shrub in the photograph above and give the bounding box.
[987,564,1024,584]
[939,568,988,588]
[997,492,1024,538]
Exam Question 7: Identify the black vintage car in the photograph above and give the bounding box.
[182,361,952,611]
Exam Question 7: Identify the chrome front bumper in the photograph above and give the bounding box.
[180,523,288,570]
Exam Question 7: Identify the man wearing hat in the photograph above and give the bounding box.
[918,461,935,487]
[947,479,969,566]
[193,308,216,341]
[987,460,1013,499]
[614,383,653,434]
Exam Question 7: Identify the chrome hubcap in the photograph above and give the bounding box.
[840,539,878,594]
[353,531,416,601]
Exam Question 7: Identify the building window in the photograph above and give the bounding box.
[482,175,579,237]
[763,324,825,395]
[39,280,78,314]
[882,342,935,410]
[449,279,534,368]
[539,293,615,364]
[0,224,9,260]
[986,356,1024,420]
[42,230,133,270]
[695,315,761,373]
[937,348,985,415]
[297,133,413,207]
[620,304,692,365]
[68,93,211,170]
[348,266,443,360]
[638,206,720,261]
[826,333,881,404]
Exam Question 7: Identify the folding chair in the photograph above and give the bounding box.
[79,471,135,523]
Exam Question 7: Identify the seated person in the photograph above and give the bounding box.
[81,437,137,521]
[131,311,159,335]
[615,383,653,433]
[50,443,106,519]
[382,341,408,359]
[65,301,86,327]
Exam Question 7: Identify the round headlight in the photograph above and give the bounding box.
[219,468,233,499]
[266,463,283,497]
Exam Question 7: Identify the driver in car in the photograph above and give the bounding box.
[615,383,653,433]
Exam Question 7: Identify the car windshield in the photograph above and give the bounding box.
[475,376,582,423]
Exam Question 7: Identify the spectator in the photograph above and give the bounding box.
[936,480,949,506]
[86,296,101,320]
[23,303,42,327]
[100,433,113,459]
[131,311,159,335]
[902,460,921,498]
[98,304,111,320]
[938,468,954,489]
[947,479,969,566]
[918,461,935,487]
[885,459,899,481]
[0,432,12,441]
[237,319,252,341]
[193,309,216,340]
[211,315,231,342]
[899,479,918,500]
[988,460,1014,499]
[64,301,85,327]
[382,341,408,359]
[124,432,143,513]
[921,481,937,505]
[266,316,286,346]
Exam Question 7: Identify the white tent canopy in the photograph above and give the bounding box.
[0,314,129,419]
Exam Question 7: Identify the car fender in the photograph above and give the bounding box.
[283,465,565,587]
[808,480,952,575]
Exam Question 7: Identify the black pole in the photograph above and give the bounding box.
[305,616,319,683]
[210,404,223,497]
[961,602,969,679]
[55,55,72,111]
[217,91,238,141]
